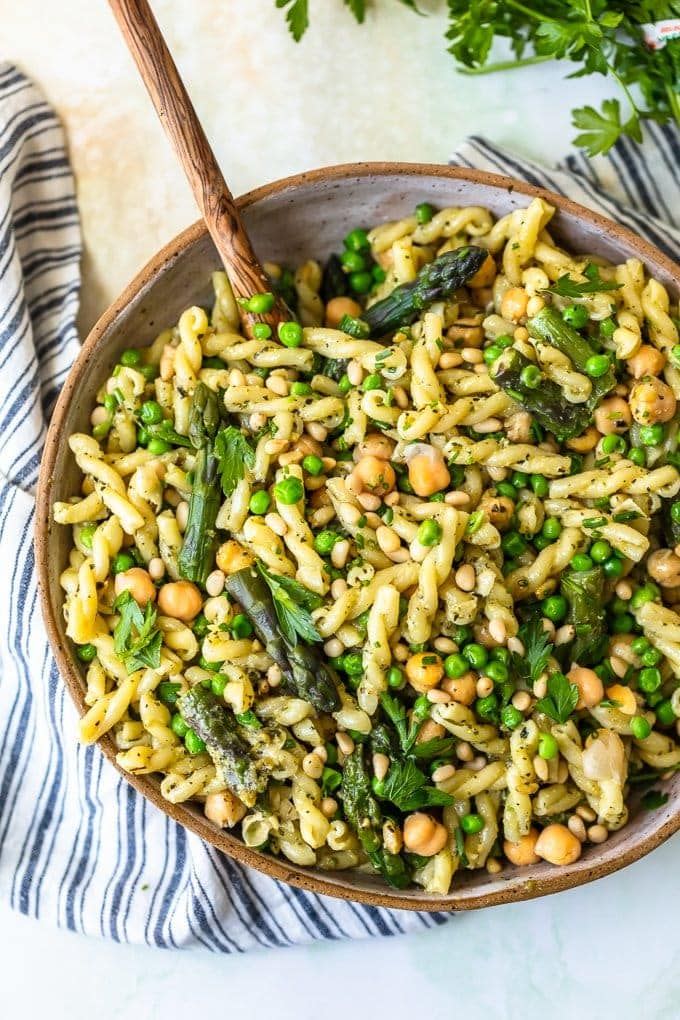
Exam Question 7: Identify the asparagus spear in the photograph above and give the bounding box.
[223,566,340,713]
[528,306,616,410]
[341,747,410,889]
[560,566,608,666]
[363,246,487,337]
[492,347,592,441]
[179,686,263,805]
[178,384,222,586]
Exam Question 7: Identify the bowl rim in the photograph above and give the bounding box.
[35,160,680,912]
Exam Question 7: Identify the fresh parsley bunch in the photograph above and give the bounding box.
[276,1,680,156]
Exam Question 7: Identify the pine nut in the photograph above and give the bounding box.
[382,820,403,855]
[229,369,246,387]
[507,637,525,655]
[265,438,289,456]
[526,295,545,317]
[324,637,344,658]
[302,752,324,779]
[468,755,487,772]
[383,490,401,507]
[313,745,328,764]
[615,580,633,600]
[205,569,226,597]
[431,764,456,783]
[250,412,267,431]
[265,512,287,536]
[476,676,494,697]
[556,760,569,784]
[148,557,165,581]
[512,691,532,712]
[377,525,400,554]
[555,624,575,646]
[533,755,549,782]
[336,732,355,755]
[434,636,457,654]
[455,564,476,592]
[534,675,548,699]
[474,417,503,434]
[461,347,483,364]
[486,858,503,875]
[576,805,597,823]
[342,503,362,525]
[393,642,409,662]
[267,664,282,687]
[331,539,350,569]
[427,689,451,704]
[331,578,348,599]
[392,386,409,409]
[321,798,338,818]
[588,824,609,844]
[357,492,381,511]
[266,375,289,396]
[372,753,390,781]
[175,501,189,532]
[489,618,507,644]
[445,490,470,506]
[439,352,463,369]
[306,422,327,442]
[90,406,108,427]
[541,618,556,638]
[388,548,410,563]
[568,815,587,841]
[456,742,473,762]
[279,449,303,466]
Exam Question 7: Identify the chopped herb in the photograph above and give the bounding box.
[113,590,162,674]
[466,509,484,534]
[381,759,453,812]
[214,426,256,497]
[235,710,262,729]
[257,562,323,646]
[547,264,623,298]
[510,619,554,688]
[536,671,579,725]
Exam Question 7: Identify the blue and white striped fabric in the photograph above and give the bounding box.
[0,62,678,951]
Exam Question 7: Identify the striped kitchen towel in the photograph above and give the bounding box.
[1,62,679,951]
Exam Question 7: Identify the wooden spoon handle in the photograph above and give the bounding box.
[108,0,289,336]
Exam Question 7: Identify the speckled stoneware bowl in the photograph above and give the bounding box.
[36,163,680,911]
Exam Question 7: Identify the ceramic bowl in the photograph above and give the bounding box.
[36,162,680,911]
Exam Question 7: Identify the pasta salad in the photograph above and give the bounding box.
[54,196,680,892]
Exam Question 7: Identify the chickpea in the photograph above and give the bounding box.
[157,580,203,621]
[408,451,450,498]
[534,823,582,866]
[479,492,515,531]
[629,377,677,425]
[627,344,666,380]
[216,540,254,575]
[416,719,446,744]
[594,397,632,435]
[204,790,247,829]
[354,433,395,463]
[442,671,477,705]
[500,287,529,322]
[403,812,449,857]
[406,652,444,693]
[648,548,680,588]
[568,665,604,710]
[325,296,362,329]
[468,253,497,289]
[566,426,600,453]
[504,828,541,867]
[114,567,156,606]
[351,456,396,496]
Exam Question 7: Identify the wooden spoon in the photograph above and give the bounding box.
[108,0,289,338]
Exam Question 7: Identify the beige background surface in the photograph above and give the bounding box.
[2,0,611,332]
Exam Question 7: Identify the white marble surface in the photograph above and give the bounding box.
[2,1,678,1016]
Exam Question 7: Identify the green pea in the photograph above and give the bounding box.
[640,647,662,667]
[603,555,624,579]
[111,552,135,575]
[343,652,364,677]
[92,421,112,441]
[460,813,484,834]
[520,364,541,388]
[538,733,558,760]
[463,643,488,670]
[138,401,162,426]
[139,363,158,382]
[533,536,551,552]
[302,454,324,476]
[210,674,228,698]
[349,271,373,294]
[278,321,303,348]
[501,705,523,730]
[444,653,468,679]
[289,381,311,397]
[246,291,275,314]
[600,317,616,338]
[511,470,529,489]
[562,304,589,328]
[79,523,97,550]
[158,681,181,706]
[483,345,502,364]
[486,660,509,683]
[638,667,662,693]
[590,540,612,564]
[415,202,435,224]
[630,715,652,740]
[630,583,660,610]
[418,519,442,547]
[274,477,304,504]
[104,393,118,414]
[120,348,141,367]
[249,490,271,515]
[491,647,511,666]
[476,694,499,722]
[184,728,206,755]
[601,434,625,455]
[654,700,676,727]
[341,249,366,273]
[387,666,404,689]
[530,474,549,498]
[413,695,431,722]
[147,438,171,455]
[171,713,189,739]
[571,553,593,572]
[541,517,562,541]
[253,322,272,339]
[639,424,665,446]
[609,597,629,616]
[362,373,382,391]
[496,481,517,501]
[631,636,650,656]
[611,612,634,633]
[397,474,414,494]
[452,625,472,647]
[231,614,253,639]
[629,447,646,466]
[585,354,611,378]
[314,530,340,555]
[76,643,97,662]
[372,265,387,284]
[541,595,568,623]
[344,228,370,252]
[501,531,526,558]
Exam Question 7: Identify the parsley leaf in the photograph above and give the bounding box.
[381,759,453,812]
[275,0,309,41]
[410,736,457,760]
[257,563,322,645]
[379,692,410,751]
[510,619,554,688]
[641,789,669,811]
[547,262,623,298]
[213,426,255,497]
[536,671,579,724]
[113,591,162,674]
[572,98,642,157]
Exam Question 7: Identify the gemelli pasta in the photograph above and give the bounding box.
[55,196,680,892]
